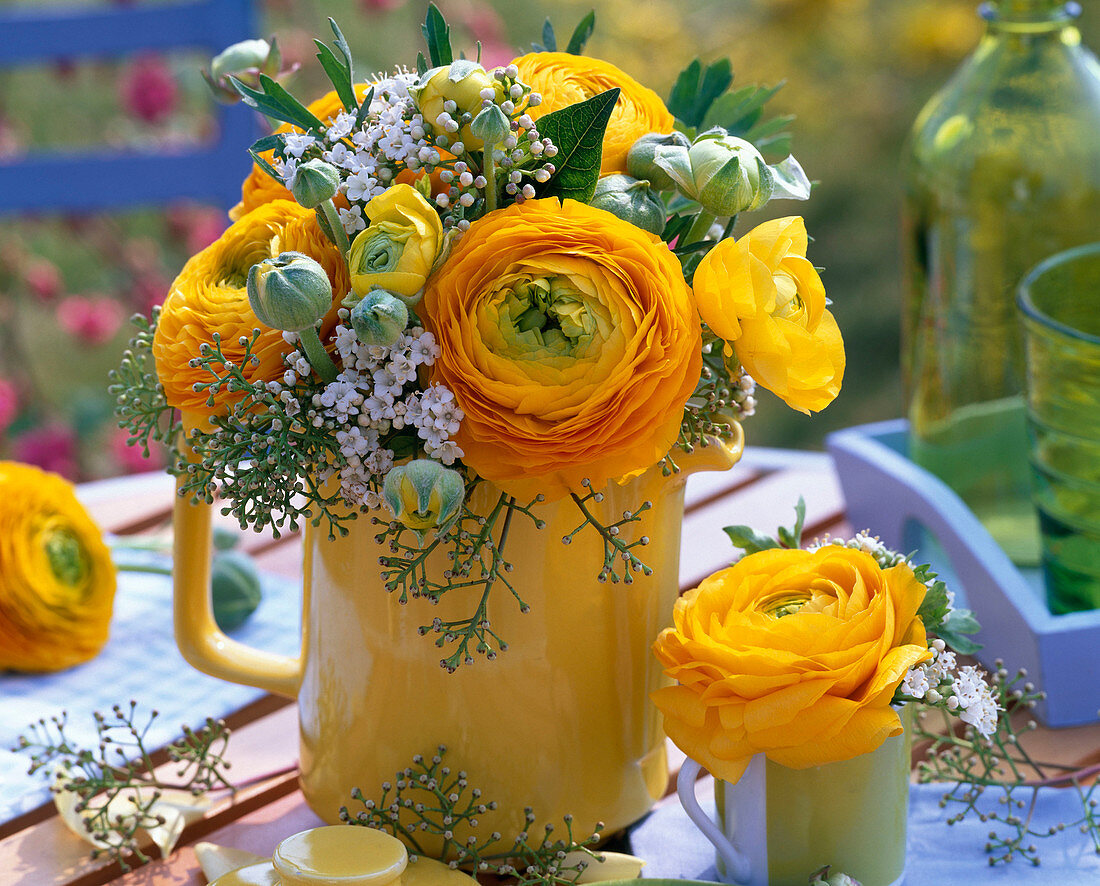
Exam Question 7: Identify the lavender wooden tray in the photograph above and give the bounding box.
[827,418,1100,727]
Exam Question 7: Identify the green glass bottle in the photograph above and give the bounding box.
[902,0,1100,565]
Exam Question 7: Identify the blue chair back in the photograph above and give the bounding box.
[0,0,258,214]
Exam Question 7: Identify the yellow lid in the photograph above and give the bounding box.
[272,826,409,886]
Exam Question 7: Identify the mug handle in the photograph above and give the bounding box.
[677,759,752,884]
[173,433,303,698]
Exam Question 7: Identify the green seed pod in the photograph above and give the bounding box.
[590,174,667,235]
[382,459,465,540]
[349,289,409,348]
[626,131,691,191]
[247,251,332,332]
[289,158,340,209]
[211,550,262,632]
[470,104,512,150]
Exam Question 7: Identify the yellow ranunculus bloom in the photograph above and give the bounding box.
[652,546,931,785]
[153,199,348,417]
[511,52,676,176]
[692,216,845,414]
[0,462,116,672]
[347,184,443,303]
[421,198,700,500]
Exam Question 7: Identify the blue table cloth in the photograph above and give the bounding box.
[628,775,1100,884]
[0,560,301,822]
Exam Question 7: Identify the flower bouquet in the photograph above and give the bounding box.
[111,5,844,847]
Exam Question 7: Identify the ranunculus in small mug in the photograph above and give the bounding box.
[652,546,931,886]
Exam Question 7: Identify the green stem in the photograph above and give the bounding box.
[115,563,172,576]
[299,325,339,384]
[319,199,351,256]
[482,148,498,214]
[685,210,716,245]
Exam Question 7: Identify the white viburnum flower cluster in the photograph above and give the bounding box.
[271,65,557,236]
[900,639,999,738]
[265,317,462,511]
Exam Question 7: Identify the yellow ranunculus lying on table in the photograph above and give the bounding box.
[0,462,116,672]
[652,544,932,784]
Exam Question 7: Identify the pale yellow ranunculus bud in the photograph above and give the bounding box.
[413,60,504,151]
[347,184,443,305]
[382,459,464,539]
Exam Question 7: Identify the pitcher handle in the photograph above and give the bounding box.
[677,759,751,884]
[173,474,303,699]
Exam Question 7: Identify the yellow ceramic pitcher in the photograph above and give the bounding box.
[174,426,742,855]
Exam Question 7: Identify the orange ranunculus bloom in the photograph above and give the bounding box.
[692,216,845,414]
[511,52,675,176]
[421,198,700,500]
[153,199,348,417]
[652,546,931,785]
[0,462,116,672]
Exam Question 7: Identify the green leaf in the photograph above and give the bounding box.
[416,52,428,78]
[534,88,620,203]
[916,579,951,633]
[249,133,287,155]
[705,81,787,141]
[249,147,283,183]
[542,18,557,52]
[776,497,806,549]
[723,524,780,557]
[566,10,596,55]
[422,3,453,67]
[354,86,375,130]
[662,212,694,245]
[328,18,356,87]
[232,74,325,133]
[667,58,732,128]
[938,608,983,655]
[667,60,701,125]
[315,40,357,113]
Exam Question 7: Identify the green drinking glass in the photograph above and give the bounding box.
[1018,243,1100,612]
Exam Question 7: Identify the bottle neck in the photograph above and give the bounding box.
[980,0,1081,32]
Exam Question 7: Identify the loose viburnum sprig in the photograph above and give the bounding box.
[565,479,653,584]
[340,746,603,886]
[175,329,352,540]
[372,486,545,672]
[914,664,1100,866]
[109,308,181,462]
[12,702,233,872]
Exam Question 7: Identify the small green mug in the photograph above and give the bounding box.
[677,725,910,886]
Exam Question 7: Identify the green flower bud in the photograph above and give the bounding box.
[688,130,773,215]
[382,459,465,540]
[289,158,340,209]
[626,131,691,191]
[349,289,409,348]
[651,128,811,216]
[211,550,262,633]
[203,37,292,105]
[470,105,512,150]
[590,174,666,235]
[247,251,332,332]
